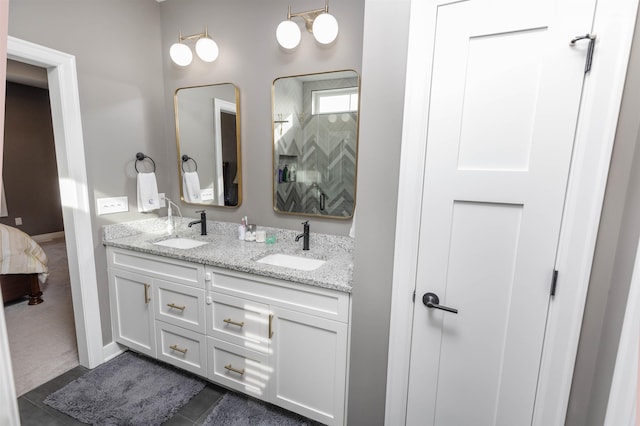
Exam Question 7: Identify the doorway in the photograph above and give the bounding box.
[2,72,79,395]
[2,37,103,374]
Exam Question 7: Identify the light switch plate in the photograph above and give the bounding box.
[97,196,129,215]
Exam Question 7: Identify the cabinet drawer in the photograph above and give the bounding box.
[155,280,205,333]
[209,268,350,322]
[207,292,270,353]
[107,247,204,288]
[156,322,207,377]
[207,337,270,398]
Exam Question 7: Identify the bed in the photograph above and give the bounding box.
[0,224,48,305]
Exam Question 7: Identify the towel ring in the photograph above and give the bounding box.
[135,152,156,173]
[181,155,198,173]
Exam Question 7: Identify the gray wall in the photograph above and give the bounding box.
[8,0,167,345]
[158,0,364,236]
[1,82,64,236]
[566,6,640,424]
[348,1,410,424]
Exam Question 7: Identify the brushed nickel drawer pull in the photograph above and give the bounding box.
[169,344,188,354]
[167,303,186,311]
[224,364,245,375]
[144,284,151,304]
[269,314,274,339]
[223,318,245,327]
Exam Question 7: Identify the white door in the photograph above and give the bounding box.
[406,0,596,424]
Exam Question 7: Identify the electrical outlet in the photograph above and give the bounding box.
[97,196,129,215]
[158,193,166,208]
[15,217,22,225]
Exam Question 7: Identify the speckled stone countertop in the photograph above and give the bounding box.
[103,218,353,293]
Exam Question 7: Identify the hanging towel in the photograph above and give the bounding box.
[182,171,202,203]
[137,172,160,212]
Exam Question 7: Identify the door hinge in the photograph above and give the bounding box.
[412,289,416,303]
[570,34,596,74]
[550,270,559,297]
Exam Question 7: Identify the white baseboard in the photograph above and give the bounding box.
[31,231,65,243]
[102,342,126,363]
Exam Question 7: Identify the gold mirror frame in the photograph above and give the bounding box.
[174,83,242,207]
[272,69,360,219]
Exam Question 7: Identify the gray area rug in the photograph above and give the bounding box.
[43,351,205,425]
[203,393,314,426]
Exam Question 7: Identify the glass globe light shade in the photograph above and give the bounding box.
[313,13,339,45]
[276,20,301,50]
[195,37,219,62]
[170,42,192,66]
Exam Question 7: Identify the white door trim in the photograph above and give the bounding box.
[6,36,104,369]
[384,0,640,424]
[0,295,19,425]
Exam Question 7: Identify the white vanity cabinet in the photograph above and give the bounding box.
[106,246,351,426]
[207,267,350,426]
[107,247,207,375]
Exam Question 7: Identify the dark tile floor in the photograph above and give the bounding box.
[18,365,227,425]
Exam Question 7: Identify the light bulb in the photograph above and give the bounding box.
[276,20,301,50]
[313,13,339,45]
[170,42,192,66]
[195,37,219,62]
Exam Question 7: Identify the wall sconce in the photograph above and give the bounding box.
[170,26,219,66]
[276,0,339,50]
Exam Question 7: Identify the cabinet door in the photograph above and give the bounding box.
[108,268,156,357]
[270,306,348,426]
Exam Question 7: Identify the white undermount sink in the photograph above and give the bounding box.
[256,253,326,271]
[153,237,208,249]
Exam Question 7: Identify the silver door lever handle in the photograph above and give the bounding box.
[422,292,458,314]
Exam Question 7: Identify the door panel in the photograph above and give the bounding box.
[109,269,155,357]
[406,0,595,424]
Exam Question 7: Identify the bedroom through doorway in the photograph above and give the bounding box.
[1,60,78,395]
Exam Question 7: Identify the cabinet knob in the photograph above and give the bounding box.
[205,272,212,281]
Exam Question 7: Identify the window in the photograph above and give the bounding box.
[312,87,359,115]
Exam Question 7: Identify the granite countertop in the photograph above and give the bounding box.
[102,218,354,293]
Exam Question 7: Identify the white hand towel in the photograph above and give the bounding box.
[182,171,202,203]
[137,172,160,212]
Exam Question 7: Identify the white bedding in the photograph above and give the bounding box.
[0,224,48,283]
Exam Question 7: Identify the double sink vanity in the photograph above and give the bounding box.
[103,68,361,425]
[103,217,353,426]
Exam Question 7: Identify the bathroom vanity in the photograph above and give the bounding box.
[104,218,352,426]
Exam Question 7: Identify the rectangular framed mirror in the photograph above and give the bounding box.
[272,70,359,218]
[174,83,242,207]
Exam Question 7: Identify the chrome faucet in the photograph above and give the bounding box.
[188,210,207,235]
[295,220,310,250]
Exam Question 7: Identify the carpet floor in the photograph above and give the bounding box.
[4,237,79,396]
